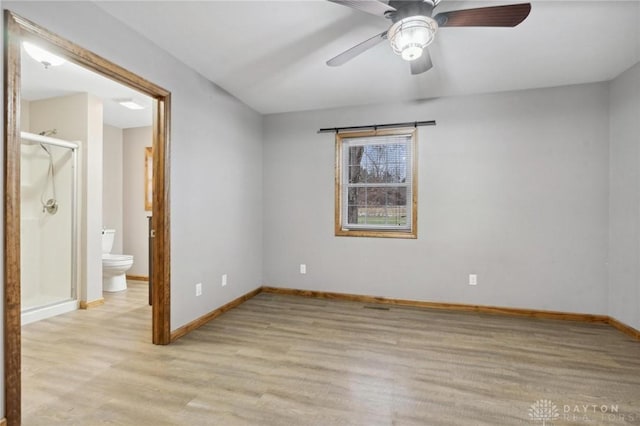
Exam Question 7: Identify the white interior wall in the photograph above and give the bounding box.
[21,99,29,132]
[264,83,611,315]
[123,126,151,276]
[103,124,123,254]
[19,101,33,304]
[86,94,104,303]
[609,62,640,331]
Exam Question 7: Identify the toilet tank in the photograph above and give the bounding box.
[102,229,115,254]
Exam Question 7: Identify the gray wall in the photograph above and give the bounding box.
[609,62,640,330]
[264,83,611,315]
[4,1,264,331]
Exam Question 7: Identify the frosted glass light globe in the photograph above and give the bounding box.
[388,16,438,62]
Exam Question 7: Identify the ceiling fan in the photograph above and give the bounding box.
[327,0,532,75]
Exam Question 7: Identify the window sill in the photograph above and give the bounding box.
[335,228,417,239]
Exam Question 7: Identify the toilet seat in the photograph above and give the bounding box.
[102,254,134,267]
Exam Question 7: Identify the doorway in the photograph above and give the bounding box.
[4,10,172,425]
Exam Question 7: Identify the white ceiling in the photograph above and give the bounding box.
[96,0,640,115]
[21,43,152,129]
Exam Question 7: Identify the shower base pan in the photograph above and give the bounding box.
[21,298,79,325]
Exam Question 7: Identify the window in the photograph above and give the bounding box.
[335,128,417,238]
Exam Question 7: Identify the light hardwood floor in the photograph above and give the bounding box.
[22,282,640,425]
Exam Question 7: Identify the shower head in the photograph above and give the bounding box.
[38,129,57,137]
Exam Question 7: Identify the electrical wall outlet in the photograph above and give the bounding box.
[221,274,228,287]
[300,264,307,274]
[469,274,477,286]
[195,282,202,296]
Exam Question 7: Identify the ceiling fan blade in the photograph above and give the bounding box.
[434,3,531,27]
[327,31,388,66]
[410,49,433,75]
[327,0,396,17]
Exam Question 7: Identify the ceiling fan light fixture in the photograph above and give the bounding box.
[388,15,438,62]
[23,42,66,69]
[401,46,424,61]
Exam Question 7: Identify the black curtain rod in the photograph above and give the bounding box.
[317,120,436,134]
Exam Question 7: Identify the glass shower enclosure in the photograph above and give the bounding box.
[20,131,78,325]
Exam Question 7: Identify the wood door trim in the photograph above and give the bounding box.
[3,11,22,425]
[152,95,171,345]
[9,13,169,98]
[4,10,172,425]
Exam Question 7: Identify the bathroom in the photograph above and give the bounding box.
[20,42,153,324]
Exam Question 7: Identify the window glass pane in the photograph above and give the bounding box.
[347,205,367,224]
[386,205,407,226]
[364,187,382,208]
[347,187,366,225]
[346,187,407,226]
[348,146,365,166]
[385,187,408,208]
[361,143,408,184]
[364,187,407,207]
[348,165,364,184]
[392,187,408,226]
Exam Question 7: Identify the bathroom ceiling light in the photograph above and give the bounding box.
[23,42,66,69]
[116,99,145,110]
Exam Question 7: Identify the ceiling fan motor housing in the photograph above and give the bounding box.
[386,0,436,22]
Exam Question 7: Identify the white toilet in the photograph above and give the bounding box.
[102,229,134,292]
